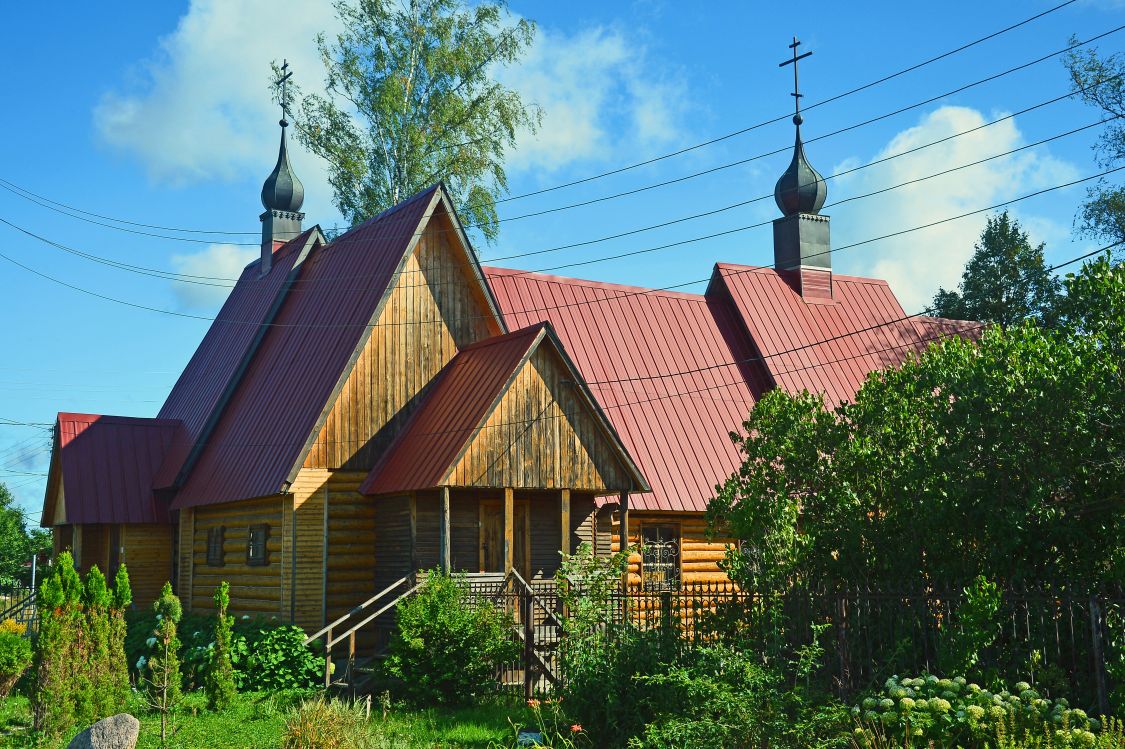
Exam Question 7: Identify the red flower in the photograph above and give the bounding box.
[570,724,584,733]
[527,698,541,708]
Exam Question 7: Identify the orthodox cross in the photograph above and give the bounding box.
[778,37,812,121]
[274,59,294,123]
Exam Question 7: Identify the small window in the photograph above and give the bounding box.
[246,524,270,566]
[206,527,225,567]
[640,525,680,592]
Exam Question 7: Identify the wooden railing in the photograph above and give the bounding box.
[303,575,420,689]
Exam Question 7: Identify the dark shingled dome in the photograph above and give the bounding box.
[774,118,827,216]
[261,123,304,213]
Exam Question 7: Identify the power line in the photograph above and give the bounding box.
[0,0,1079,241]
[10,242,1117,455]
[2,165,1121,332]
[2,20,1117,252]
[8,82,1111,294]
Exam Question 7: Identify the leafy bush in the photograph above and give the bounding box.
[0,630,32,697]
[853,674,1099,749]
[384,570,519,706]
[990,714,1125,749]
[245,625,323,691]
[281,695,372,749]
[938,576,1003,677]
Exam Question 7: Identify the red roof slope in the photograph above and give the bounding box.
[712,265,970,406]
[53,413,182,525]
[361,325,545,494]
[153,228,315,489]
[483,268,763,512]
[171,186,441,508]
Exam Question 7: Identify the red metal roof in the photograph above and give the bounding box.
[483,268,764,512]
[361,324,546,494]
[52,413,182,525]
[712,265,973,407]
[171,186,441,509]
[153,228,315,489]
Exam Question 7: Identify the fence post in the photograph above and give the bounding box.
[837,590,849,697]
[523,592,534,700]
[1089,595,1110,716]
[324,627,333,689]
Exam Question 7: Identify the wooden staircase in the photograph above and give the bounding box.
[303,571,564,697]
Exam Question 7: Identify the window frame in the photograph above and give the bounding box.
[206,526,226,567]
[639,523,681,592]
[246,524,270,567]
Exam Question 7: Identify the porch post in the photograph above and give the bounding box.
[408,492,418,575]
[559,489,571,557]
[503,487,514,575]
[439,486,451,574]
[619,491,630,592]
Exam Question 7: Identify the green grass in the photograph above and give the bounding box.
[0,690,528,748]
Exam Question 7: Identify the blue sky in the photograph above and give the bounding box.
[2,0,1122,519]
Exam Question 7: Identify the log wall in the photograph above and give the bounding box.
[120,524,174,608]
[189,496,284,616]
[611,511,734,588]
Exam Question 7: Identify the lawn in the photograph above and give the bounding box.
[0,691,529,748]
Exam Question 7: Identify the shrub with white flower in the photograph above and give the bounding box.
[853,674,1099,749]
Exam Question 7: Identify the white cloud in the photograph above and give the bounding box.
[94,0,340,217]
[830,106,1079,312]
[496,25,689,173]
[170,243,257,310]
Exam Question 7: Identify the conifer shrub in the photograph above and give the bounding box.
[81,566,112,723]
[204,581,236,711]
[142,581,183,746]
[32,550,83,738]
[384,571,519,706]
[108,564,132,711]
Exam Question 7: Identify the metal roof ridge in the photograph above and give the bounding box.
[483,265,706,301]
[56,412,183,427]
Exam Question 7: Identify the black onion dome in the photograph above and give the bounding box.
[774,117,827,216]
[261,122,304,213]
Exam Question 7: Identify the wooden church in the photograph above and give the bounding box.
[42,95,973,621]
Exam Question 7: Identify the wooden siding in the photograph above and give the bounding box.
[121,524,174,608]
[76,524,108,575]
[303,209,499,472]
[373,494,413,588]
[190,496,283,616]
[444,346,630,491]
[323,473,377,624]
[178,509,193,610]
[612,512,733,588]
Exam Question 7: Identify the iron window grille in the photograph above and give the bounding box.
[246,524,270,566]
[640,524,681,592]
[206,526,225,567]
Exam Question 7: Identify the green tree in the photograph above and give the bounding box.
[32,551,83,739]
[928,211,1061,327]
[143,582,183,747]
[80,566,112,724]
[0,482,51,587]
[204,581,236,712]
[1063,40,1125,255]
[288,0,539,242]
[711,257,1125,589]
[108,564,132,712]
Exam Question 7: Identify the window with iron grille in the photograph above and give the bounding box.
[206,526,225,566]
[246,524,270,566]
[640,524,680,591]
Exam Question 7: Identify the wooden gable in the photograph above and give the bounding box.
[302,200,504,472]
[443,335,642,493]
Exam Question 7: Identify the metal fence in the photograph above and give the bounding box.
[0,585,37,634]
[473,580,1123,710]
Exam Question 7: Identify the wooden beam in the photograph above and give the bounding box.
[619,491,630,591]
[559,489,571,557]
[503,487,514,574]
[439,487,451,574]
[408,492,418,574]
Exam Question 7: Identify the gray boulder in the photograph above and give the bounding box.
[67,714,140,749]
